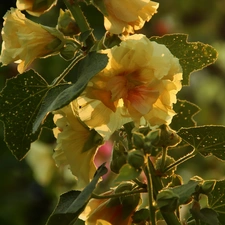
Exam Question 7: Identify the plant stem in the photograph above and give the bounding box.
[148,157,182,225]
[144,159,156,225]
[91,188,147,199]
[63,0,95,46]
[163,150,196,173]
[51,53,84,86]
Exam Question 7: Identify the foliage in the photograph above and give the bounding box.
[0,0,223,225]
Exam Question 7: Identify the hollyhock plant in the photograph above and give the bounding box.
[78,34,182,136]
[53,100,103,189]
[0,8,65,73]
[16,0,57,17]
[102,0,159,34]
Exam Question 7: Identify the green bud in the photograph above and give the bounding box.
[132,132,145,149]
[145,125,181,148]
[200,180,216,194]
[57,9,80,36]
[110,142,127,174]
[145,129,161,147]
[127,149,145,169]
[60,41,80,60]
[156,189,179,212]
[158,124,181,148]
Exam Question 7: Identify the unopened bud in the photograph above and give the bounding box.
[127,149,145,169]
[57,9,80,36]
[110,142,127,174]
[159,124,181,148]
[132,132,145,149]
[60,41,80,60]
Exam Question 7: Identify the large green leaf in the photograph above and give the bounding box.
[150,34,218,85]
[170,100,200,131]
[178,126,225,160]
[207,180,225,225]
[33,52,108,132]
[47,164,108,225]
[0,70,70,160]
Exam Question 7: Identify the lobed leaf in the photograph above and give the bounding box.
[150,34,218,85]
[178,126,225,161]
[0,70,50,160]
[207,180,225,225]
[170,99,200,131]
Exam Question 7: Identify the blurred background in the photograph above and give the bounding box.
[0,0,225,224]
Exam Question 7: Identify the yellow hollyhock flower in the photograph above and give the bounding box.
[53,100,102,189]
[16,0,57,17]
[0,8,65,73]
[78,34,182,132]
[103,0,159,34]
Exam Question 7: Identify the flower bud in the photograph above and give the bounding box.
[146,125,181,148]
[132,132,145,149]
[127,149,145,169]
[145,129,161,146]
[159,124,181,148]
[156,189,179,212]
[60,41,80,60]
[110,142,127,174]
[57,9,80,36]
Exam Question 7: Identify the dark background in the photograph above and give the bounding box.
[0,0,225,224]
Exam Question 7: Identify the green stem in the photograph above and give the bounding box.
[163,150,196,173]
[144,159,156,225]
[91,188,147,199]
[51,53,84,86]
[63,0,95,45]
[148,157,182,225]
[160,146,168,171]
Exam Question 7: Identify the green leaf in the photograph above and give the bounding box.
[150,34,218,85]
[170,100,200,131]
[114,164,141,183]
[33,52,108,132]
[0,70,50,160]
[32,83,71,132]
[178,126,225,161]
[207,180,225,225]
[157,179,200,209]
[47,164,108,225]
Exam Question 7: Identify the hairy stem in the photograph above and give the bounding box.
[148,157,182,225]
[163,150,196,173]
[144,158,156,225]
[91,188,147,199]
